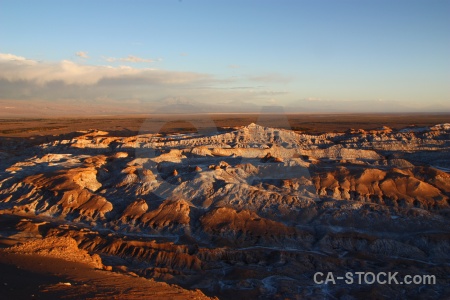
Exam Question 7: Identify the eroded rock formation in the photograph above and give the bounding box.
[0,123,449,299]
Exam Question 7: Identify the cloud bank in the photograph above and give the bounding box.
[0,53,208,86]
[1,52,446,116]
[0,52,287,115]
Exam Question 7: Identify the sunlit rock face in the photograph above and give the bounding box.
[1,123,449,299]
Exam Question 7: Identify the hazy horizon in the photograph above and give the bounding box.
[1,0,449,116]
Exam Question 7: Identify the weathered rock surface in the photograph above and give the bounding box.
[4,236,103,269]
[0,123,449,299]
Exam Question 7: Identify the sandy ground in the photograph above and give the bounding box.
[0,252,213,300]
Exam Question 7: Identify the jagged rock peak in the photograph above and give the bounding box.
[431,123,450,130]
[241,123,268,130]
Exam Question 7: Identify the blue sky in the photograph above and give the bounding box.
[1,0,449,114]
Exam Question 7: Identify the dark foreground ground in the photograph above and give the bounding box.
[0,252,213,300]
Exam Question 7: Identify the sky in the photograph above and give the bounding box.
[1,0,449,115]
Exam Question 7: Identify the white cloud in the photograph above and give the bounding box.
[105,55,155,63]
[0,53,37,65]
[122,55,153,63]
[0,53,27,61]
[76,51,89,58]
[0,53,208,86]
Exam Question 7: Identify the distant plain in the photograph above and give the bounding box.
[1,113,449,139]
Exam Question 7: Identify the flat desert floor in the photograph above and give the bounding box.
[1,113,450,138]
